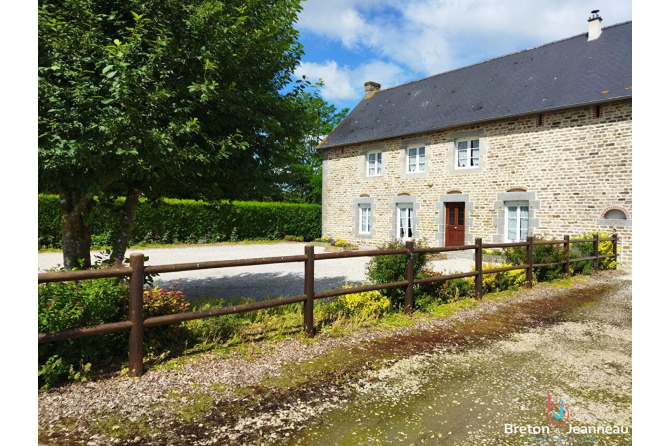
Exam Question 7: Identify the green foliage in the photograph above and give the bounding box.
[38,195,322,248]
[503,238,564,282]
[38,275,130,389]
[283,235,304,242]
[571,230,618,272]
[185,307,243,345]
[503,233,617,280]
[272,82,350,204]
[365,240,429,308]
[38,0,340,267]
[333,239,350,248]
[415,270,475,309]
[140,287,190,352]
[481,264,529,293]
[328,284,392,318]
[39,0,313,201]
[38,273,190,389]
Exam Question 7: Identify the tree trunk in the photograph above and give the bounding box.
[112,187,141,265]
[60,191,94,270]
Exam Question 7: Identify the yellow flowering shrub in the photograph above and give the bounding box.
[333,239,349,247]
[479,263,531,293]
[337,283,391,318]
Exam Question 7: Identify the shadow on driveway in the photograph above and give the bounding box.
[153,272,363,303]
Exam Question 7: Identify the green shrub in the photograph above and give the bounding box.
[333,239,350,247]
[38,274,191,389]
[481,264,529,293]
[365,240,429,309]
[38,195,322,248]
[503,233,617,280]
[283,235,304,242]
[38,275,130,389]
[185,307,243,345]
[415,270,475,309]
[332,284,392,318]
[503,237,564,282]
[571,230,618,272]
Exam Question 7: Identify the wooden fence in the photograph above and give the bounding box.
[38,234,617,377]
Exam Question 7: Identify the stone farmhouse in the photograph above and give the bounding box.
[318,14,632,269]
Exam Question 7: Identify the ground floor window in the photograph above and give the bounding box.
[398,206,414,240]
[505,202,529,242]
[359,206,371,234]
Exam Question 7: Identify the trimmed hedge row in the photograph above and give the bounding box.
[38,195,322,248]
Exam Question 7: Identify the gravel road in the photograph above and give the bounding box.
[38,272,631,445]
[38,243,478,302]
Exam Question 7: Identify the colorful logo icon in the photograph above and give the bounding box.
[547,394,570,426]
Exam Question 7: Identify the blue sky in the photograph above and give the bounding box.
[293,0,632,112]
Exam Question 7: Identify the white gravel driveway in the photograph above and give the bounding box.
[38,243,477,302]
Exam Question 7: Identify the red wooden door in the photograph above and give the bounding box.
[445,203,465,246]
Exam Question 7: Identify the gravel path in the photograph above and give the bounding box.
[38,272,631,445]
[38,243,478,302]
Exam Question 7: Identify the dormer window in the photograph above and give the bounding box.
[456,139,480,169]
[407,146,426,173]
[367,151,382,176]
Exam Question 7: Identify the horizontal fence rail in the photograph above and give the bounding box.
[38,233,618,377]
[38,267,134,284]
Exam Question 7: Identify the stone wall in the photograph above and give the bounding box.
[321,99,633,269]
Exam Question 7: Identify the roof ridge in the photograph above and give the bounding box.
[376,20,632,94]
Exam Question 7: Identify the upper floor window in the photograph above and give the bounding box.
[456,139,479,169]
[407,146,426,173]
[359,206,372,234]
[367,152,382,176]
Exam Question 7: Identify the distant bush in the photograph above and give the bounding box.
[38,195,322,248]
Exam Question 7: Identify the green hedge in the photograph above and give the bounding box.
[38,195,322,248]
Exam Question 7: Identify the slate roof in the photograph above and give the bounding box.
[319,21,632,149]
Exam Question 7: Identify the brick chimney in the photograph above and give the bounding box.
[364,81,381,98]
[587,10,603,41]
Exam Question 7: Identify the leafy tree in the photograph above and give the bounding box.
[39,0,311,268]
[269,82,349,204]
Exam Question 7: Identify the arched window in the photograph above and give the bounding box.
[604,209,626,220]
[597,206,631,226]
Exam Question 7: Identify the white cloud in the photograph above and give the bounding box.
[294,59,406,102]
[299,0,632,77]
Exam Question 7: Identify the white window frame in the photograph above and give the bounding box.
[406,145,426,173]
[397,205,414,241]
[455,138,480,169]
[359,206,372,234]
[504,201,530,242]
[366,151,382,177]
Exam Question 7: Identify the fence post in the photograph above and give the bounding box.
[404,241,415,315]
[563,235,570,276]
[612,233,618,269]
[128,253,145,377]
[593,233,599,272]
[526,236,533,289]
[304,245,315,337]
[475,238,483,299]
